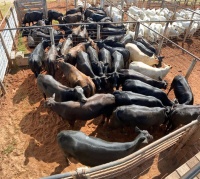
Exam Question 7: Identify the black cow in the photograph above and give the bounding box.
[48,10,63,25]
[98,47,112,75]
[57,127,153,166]
[109,51,124,90]
[66,6,83,15]
[109,104,169,129]
[167,75,194,105]
[167,104,200,131]
[84,8,106,20]
[37,74,87,102]
[45,44,58,77]
[113,90,165,107]
[103,39,125,48]
[122,79,174,106]
[119,69,168,89]
[44,93,115,127]
[97,41,130,67]
[136,37,157,55]
[87,46,104,77]
[101,27,126,39]
[28,40,49,77]
[76,51,102,91]
[120,34,134,45]
[22,11,43,26]
[58,12,82,23]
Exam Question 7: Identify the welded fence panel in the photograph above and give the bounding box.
[0,7,19,82]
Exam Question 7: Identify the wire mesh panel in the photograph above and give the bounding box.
[0,41,8,81]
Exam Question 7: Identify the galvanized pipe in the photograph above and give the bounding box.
[109,3,112,17]
[74,0,77,8]
[157,21,169,56]
[100,0,104,8]
[49,27,55,45]
[185,58,198,80]
[97,24,101,40]
[134,22,140,40]
[183,11,195,44]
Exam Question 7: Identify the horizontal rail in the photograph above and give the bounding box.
[181,162,200,179]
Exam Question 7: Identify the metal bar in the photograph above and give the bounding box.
[181,162,200,179]
[14,1,22,25]
[0,10,3,20]
[97,24,101,40]
[161,0,165,8]
[0,80,6,95]
[185,58,198,80]
[0,32,11,66]
[183,12,195,44]
[100,0,104,8]
[66,0,68,10]
[84,0,87,10]
[43,0,48,19]
[74,0,77,8]
[5,17,16,49]
[134,22,140,40]
[109,3,113,17]
[10,7,18,28]
[157,21,169,56]
[49,27,55,45]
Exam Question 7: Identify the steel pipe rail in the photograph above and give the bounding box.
[181,162,200,179]
[41,117,200,179]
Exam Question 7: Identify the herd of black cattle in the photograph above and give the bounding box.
[20,6,200,167]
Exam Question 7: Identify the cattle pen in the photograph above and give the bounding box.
[0,0,200,179]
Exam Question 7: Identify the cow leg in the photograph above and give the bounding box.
[43,93,46,100]
[99,115,106,126]
[64,153,71,166]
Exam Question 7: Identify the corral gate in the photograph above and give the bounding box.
[0,6,19,94]
[14,0,48,25]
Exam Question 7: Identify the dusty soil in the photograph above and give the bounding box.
[1,1,200,179]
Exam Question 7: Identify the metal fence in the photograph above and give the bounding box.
[0,6,18,94]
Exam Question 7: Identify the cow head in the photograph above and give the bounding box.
[135,126,153,144]
[91,76,102,91]
[74,86,87,103]
[44,94,55,108]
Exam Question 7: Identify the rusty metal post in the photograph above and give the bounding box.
[161,0,165,8]
[0,32,12,67]
[50,27,55,45]
[183,12,195,44]
[109,3,113,17]
[157,22,170,56]
[0,80,6,95]
[14,1,22,25]
[5,17,16,49]
[43,0,48,19]
[134,22,140,40]
[100,0,104,8]
[97,24,100,40]
[185,58,198,80]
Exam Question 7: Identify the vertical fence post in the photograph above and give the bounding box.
[74,0,77,8]
[121,0,124,22]
[43,0,48,19]
[134,22,140,40]
[0,10,3,20]
[183,12,195,44]
[109,3,113,17]
[66,0,68,10]
[97,24,101,40]
[161,0,165,8]
[185,58,197,80]
[14,1,22,25]
[5,17,16,49]
[0,80,6,95]
[50,27,55,45]
[100,0,104,8]
[172,4,178,20]
[10,7,18,28]
[157,22,169,56]
[0,32,12,67]
[84,0,87,10]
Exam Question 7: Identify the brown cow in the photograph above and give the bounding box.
[65,41,91,65]
[56,59,96,97]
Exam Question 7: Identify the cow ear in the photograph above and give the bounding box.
[135,126,141,133]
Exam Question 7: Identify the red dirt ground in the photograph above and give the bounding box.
[1,1,200,179]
